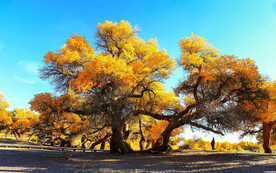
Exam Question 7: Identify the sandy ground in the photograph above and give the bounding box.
[1,139,276,172]
[1,148,276,172]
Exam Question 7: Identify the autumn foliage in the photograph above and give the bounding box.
[0,93,38,140]
[29,92,92,146]
[1,20,274,154]
[239,81,276,153]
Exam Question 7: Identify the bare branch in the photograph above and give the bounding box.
[188,121,224,135]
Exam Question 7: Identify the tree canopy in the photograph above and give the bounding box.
[23,20,273,153]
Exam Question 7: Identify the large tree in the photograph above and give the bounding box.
[38,21,176,153]
[36,21,268,153]
[136,34,268,151]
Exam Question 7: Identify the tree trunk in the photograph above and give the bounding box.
[60,139,66,147]
[28,134,34,142]
[110,127,133,154]
[139,140,145,151]
[81,135,86,148]
[100,141,105,149]
[152,126,174,152]
[138,115,145,151]
[90,133,111,149]
[13,131,21,140]
[110,130,120,153]
[263,123,273,153]
[122,123,131,140]
[145,140,152,149]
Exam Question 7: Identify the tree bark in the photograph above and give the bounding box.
[139,115,145,151]
[81,135,87,148]
[110,129,120,153]
[122,123,131,140]
[13,131,21,140]
[263,122,273,153]
[100,141,105,149]
[152,125,174,152]
[90,133,111,149]
[145,140,152,149]
[110,126,133,154]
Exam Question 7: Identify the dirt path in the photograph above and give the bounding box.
[1,148,276,172]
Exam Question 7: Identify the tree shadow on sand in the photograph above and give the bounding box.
[61,150,276,172]
[0,149,276,172]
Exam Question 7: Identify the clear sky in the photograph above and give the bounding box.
[1,0,276,142]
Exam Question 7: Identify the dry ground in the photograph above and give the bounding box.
[0,139,276,172]
[1,148,276,173]
[65,150,276,172]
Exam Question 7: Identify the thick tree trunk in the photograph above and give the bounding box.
[110,127,133,154]
[110,130,120,153]
[152,126,174,152]
[263,123,273,153]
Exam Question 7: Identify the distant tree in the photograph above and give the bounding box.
[29,93,92,146]
[0,92,38,140]
[8,108,38,140]
[0,92,12,133]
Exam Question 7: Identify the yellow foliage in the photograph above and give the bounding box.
[182,139,262,152]
[133,82,180,114]
[70,54,136,93]
[29,93,90,135]
[12,108,38,131]
[0,92,12,125]
[44,34,95,66]
[257,81,276,123]
[179,34,218,72]
[42,20,176,96]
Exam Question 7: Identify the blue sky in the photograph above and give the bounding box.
[1,0,276,142]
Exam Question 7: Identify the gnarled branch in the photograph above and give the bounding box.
[188,121,224,135]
